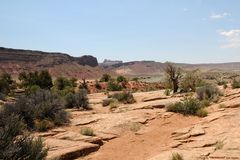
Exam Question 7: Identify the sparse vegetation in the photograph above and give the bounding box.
[164,63,182,93]
[180,70,205,92]
[223,83,228,89]
[102,98,115,107]
[167,97,208,117]
[196,84,221,102]
[79,78,88,90]
[110,91,136,104]
[19,70,53,90]
[219,104,227,108]
[100,74,111,82]
[1,89,69,131]
[74,89,90,110]
[117,75,127,83]
[80,127,95,136]
[0,72,16,98]
[132,77,139,82]
[171,152,184,160]
[215,140,224,150]
[196,108,208,117]
[0,114,48,159]
[107,81,123,91]
[164,89,171,96]
[130,122,141,132]
[109,101,119,110]
[65,89,90,109]
[52,77,76,96]
[95,80,102,90]
[231,78,240,89]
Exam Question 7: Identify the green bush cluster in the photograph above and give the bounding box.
[80,127,95,136]
[107,81,123,91]
[19,70,53,90]
[65,89,90,110]
[110,91,136,104]
[116,75,127,83]
[231,78,240,89]
[95,80,102,90]
[1,89,69,131]
[0,114,48,160]
[52,77,77,96]
[0,73,16,98]
[103,91,135,107]
[100,74,111,82]
[167,97,208,117]
[180,70,205,92]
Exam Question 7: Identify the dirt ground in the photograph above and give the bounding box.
[37,87,240,160]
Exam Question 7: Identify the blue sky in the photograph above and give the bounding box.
[1,0,240,63]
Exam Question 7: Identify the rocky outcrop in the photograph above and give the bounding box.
[76,55,98,67]
[0,47,101,78]
[0,47,98,67]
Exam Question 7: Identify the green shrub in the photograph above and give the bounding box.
[167,97,205,117]
[223,84,228,89]
[34,119,55,132]
[107,81,122,91]
[100,74,111,82]
[130,122,141,132]
[219,104,227,108]
[53,86,75,97]
[0,93,5,100]
[200,99,210,107]
[79,79,88,91]
[64,89,89,110]
[132,77,139,82]
[217,80,227,86]
[19,70,53,90]
[196,108,208,117]
[54,77,72,90]
[53,77,77,96]
[109,101,119,110]
[1,89,69,131]
[171,153,184,160]
[232,79,240,89]
[102,98,115,107]
[110,91,136,104]
[74,89,90,110]
[215,140,224,150]
[80,127,95,136]
[65,92,76,108]
[0,114,48,160]
[117,76,127,83]
[164,89,171,96]
[0,72,16,96]
[180,70,204,92]
[95,80,102,90]
[196,85,220,102]
[25,85,41,95]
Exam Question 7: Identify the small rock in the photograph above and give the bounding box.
[172,127,192,137]
[190,125,205,137]
[174,133,191,140]
[52,128,67,133]
[170,141,182,148]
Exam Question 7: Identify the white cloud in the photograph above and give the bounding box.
[219,29,240,48]
[210,12,231,20]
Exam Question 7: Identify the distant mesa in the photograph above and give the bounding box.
[102,59,123,66]
[0,47,101,78]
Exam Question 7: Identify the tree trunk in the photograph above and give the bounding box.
[173,80,178,93]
